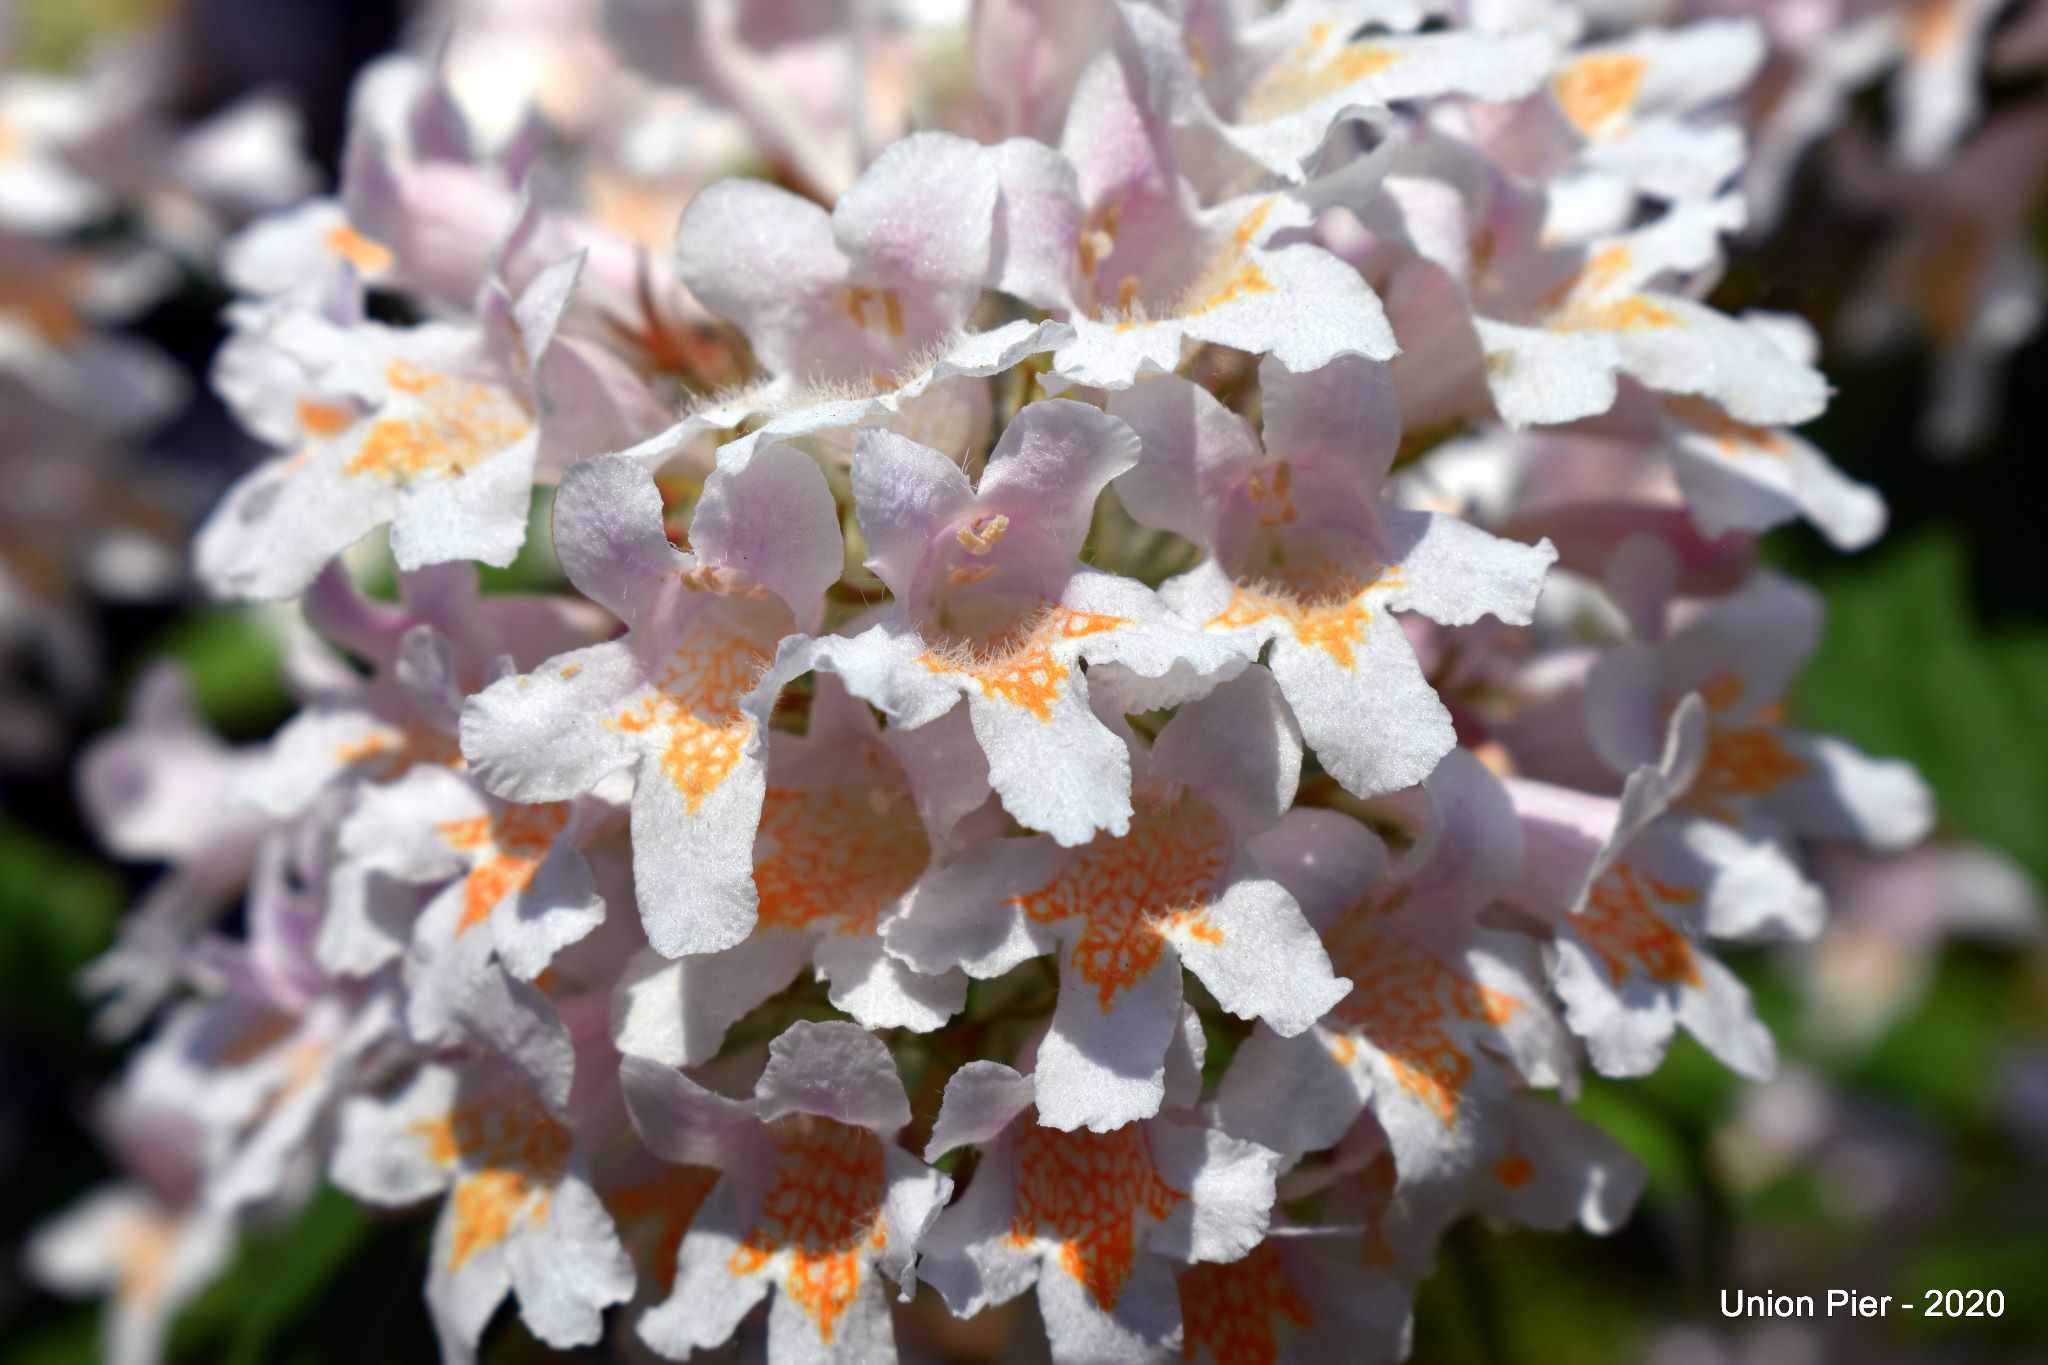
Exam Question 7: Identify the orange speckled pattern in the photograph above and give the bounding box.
[1012,793,1231,1009]
[437,802,571,933]
[1578,861,1703,987]
[754,784,930,934]
[1209,552,1405,672]
[606,598,786,813]
[1179,1241,1315,1365]
[343,362,532,482]
[919,607,1129,722]
[1686,724,1806,824]
[1010,1118,1185,1311]
[1325,910,1523,1125]
[416,1087,573,1271]
[728,1116,888,1345]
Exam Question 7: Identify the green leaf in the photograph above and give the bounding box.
[1794,530,2048,884]
[0,820,122,1037]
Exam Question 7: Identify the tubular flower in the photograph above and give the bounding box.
[34,3,1967,1364]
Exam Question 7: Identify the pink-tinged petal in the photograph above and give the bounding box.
[964,669,1134,846]
[1144,1114,1280,1265]
[1777,734,1936,852]
[1174,866,1348,1037]
[813,932,968,1032]
[925,1062,1038,1161]
[1212,1023,1369,1161]
[1677,817,1825,942]
[884,836,1067,979]
[976,0,1121,142]
[195,451,392,602]
[1036,1249,1181,1364]
[1475,1096,1645,1236]
[550,453,690,631]
[851,428,979,602]
[634,1180,774,1357]
[460,640,647,803]
[501,1174,634,1349]
[988,137,1086,310]
[673,178,851,379]
[1108,372,1263,545]
[1058,569,1251,713]
[1257,353,1401,494]
[1035,945,1184,1132]
[976,399,1143,558]
[1248,806,1393,932]
[1147,666,1301,835]
[1399,748,1524,916]
[1376,509,1555,627]
[394,624,462,735]
[1060,48,1200,291]
[754,1019,912,1132]
[1263,607,1456,799]
[834,131,999,338]
[619,1053,759,1160]
[629,736,766,956]
[916,1138,1038,1314]
[1584,643,1667,778]
[330,1064,460,1206]
[610,938,811,1068]
[692,440,842,631]
[1659,571,1824,715]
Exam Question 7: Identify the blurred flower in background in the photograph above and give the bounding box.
[2,3,2046,1365]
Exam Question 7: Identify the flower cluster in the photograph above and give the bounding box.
[1,13,313,762]
[34,3,1953,1364]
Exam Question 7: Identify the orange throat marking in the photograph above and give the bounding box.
[414,1089,573,1271]
[1209,559,1404,672]
[753,782,931,934]
[606,600,785,814]
[343,361,533,482]
[437,803,571,933]
[918,607,1129,722]
[1578,860,1703,987]
[1179,1241,1316,1365]
[726,1117,887,1345]
[1010,1118,1185,1312]
[1010,794,1231,1009]
[1325,906,1523,1126]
